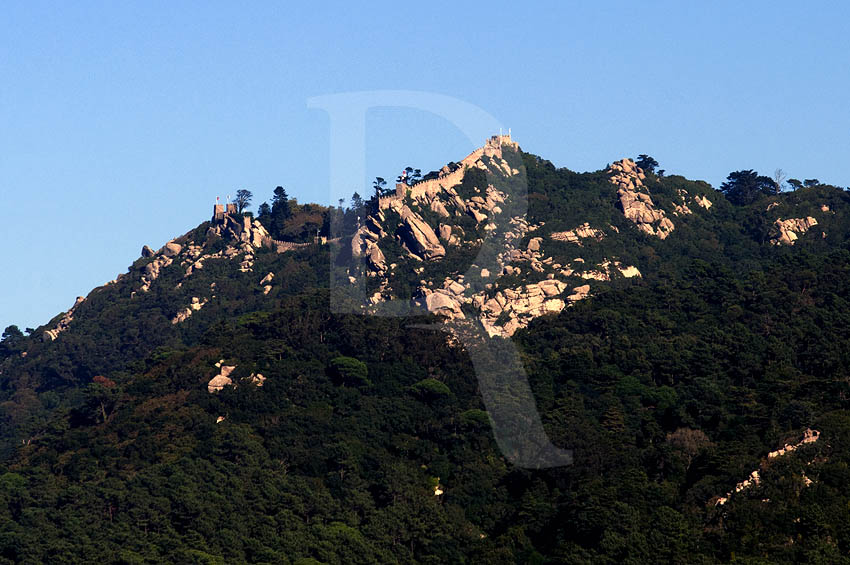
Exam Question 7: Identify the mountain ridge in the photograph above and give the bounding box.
[3,136,850,562]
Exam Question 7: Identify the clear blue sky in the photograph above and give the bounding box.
[2,1,850,332]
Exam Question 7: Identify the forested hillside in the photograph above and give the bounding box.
[2,140,850,563]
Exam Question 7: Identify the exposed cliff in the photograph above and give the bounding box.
[609,158,676,239]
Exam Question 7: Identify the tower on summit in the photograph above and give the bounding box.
[213,201,239,221]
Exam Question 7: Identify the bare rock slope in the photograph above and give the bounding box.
[344,138,669,337]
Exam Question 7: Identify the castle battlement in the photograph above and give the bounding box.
[485,133,517,152]
[213,202,238,222]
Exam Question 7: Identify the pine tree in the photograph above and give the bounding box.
[271,186,291,238]
[257,202,271,222]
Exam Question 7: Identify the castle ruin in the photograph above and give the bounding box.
[210,201,313,253]
[378,134,519,210]
[213,202,239,221]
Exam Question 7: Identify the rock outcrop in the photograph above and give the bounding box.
[715,428,820,506]
[577,259,641,281]
[609,159,675,239]
[378,134,517,214]
[43,296,86,341]
[208,364,236,393]
[178,242,254,283]
[423,291,465,319]
[172,297,208,324]
[367,244,388,273]
[207,213,273,250]
[771,216,818,245]
[478,280,569,337]
[767,428,819,459]
[239,251,255,273]
[260,272,274,295]
[367,136,515,260]
[351,214,388,275]
[673,189,713,215]
[140,254,173,292]
[567,284,590,302]
[396,206,446,261]
[133,206,313,295]
[550,223,604,245]
[342,136,648,338]
[694,195,713,210]
[416,270,580,337]
[617,264,642,278]
[162,242,183,257]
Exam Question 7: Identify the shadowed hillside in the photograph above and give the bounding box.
[2,139,850,563]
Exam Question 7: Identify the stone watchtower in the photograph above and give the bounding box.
[213,202,239,222]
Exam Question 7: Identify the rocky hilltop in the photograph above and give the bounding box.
[336,135,847,341]
[3,133,850,564]
[343,136,708,336]
[36,203,318,354]
[27,133,846,353]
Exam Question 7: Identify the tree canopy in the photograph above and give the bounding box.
[720,169,778,205]
[235,189,253,214]
[635,154,659,174]
[270,186,292,238]
[2,151,850,563]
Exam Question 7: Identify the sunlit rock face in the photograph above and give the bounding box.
[770,216,818,245]
[609,158,675,239]
[343,136,655,337]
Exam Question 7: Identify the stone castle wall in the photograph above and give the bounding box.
[378,134,516,209]
[213,203,239,221]
[272,240,311,252]
[211,204,317,253]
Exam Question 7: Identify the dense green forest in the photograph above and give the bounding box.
[2,150,850,563]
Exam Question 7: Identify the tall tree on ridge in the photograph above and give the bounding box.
[271,186,291,238]
[235,189,253,214]
[720,170,776,206]
[257,202,271,223]
[636,154,659,174]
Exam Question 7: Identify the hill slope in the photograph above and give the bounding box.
[2,137,850,563]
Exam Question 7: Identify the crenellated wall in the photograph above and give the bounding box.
[378,134,517,210]
[212,203,240,222]
[271,240,312,252]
